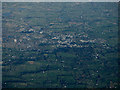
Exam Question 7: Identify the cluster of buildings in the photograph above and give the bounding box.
[13,26,99,49]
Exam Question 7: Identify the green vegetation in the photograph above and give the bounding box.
[2,2,118,88]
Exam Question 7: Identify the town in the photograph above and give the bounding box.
[2,2,118,88]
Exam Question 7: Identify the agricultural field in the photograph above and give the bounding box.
[2,2,119,88]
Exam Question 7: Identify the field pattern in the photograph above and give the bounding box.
[2,2,118,88]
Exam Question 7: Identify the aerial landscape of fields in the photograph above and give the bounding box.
[2,2,118,88]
